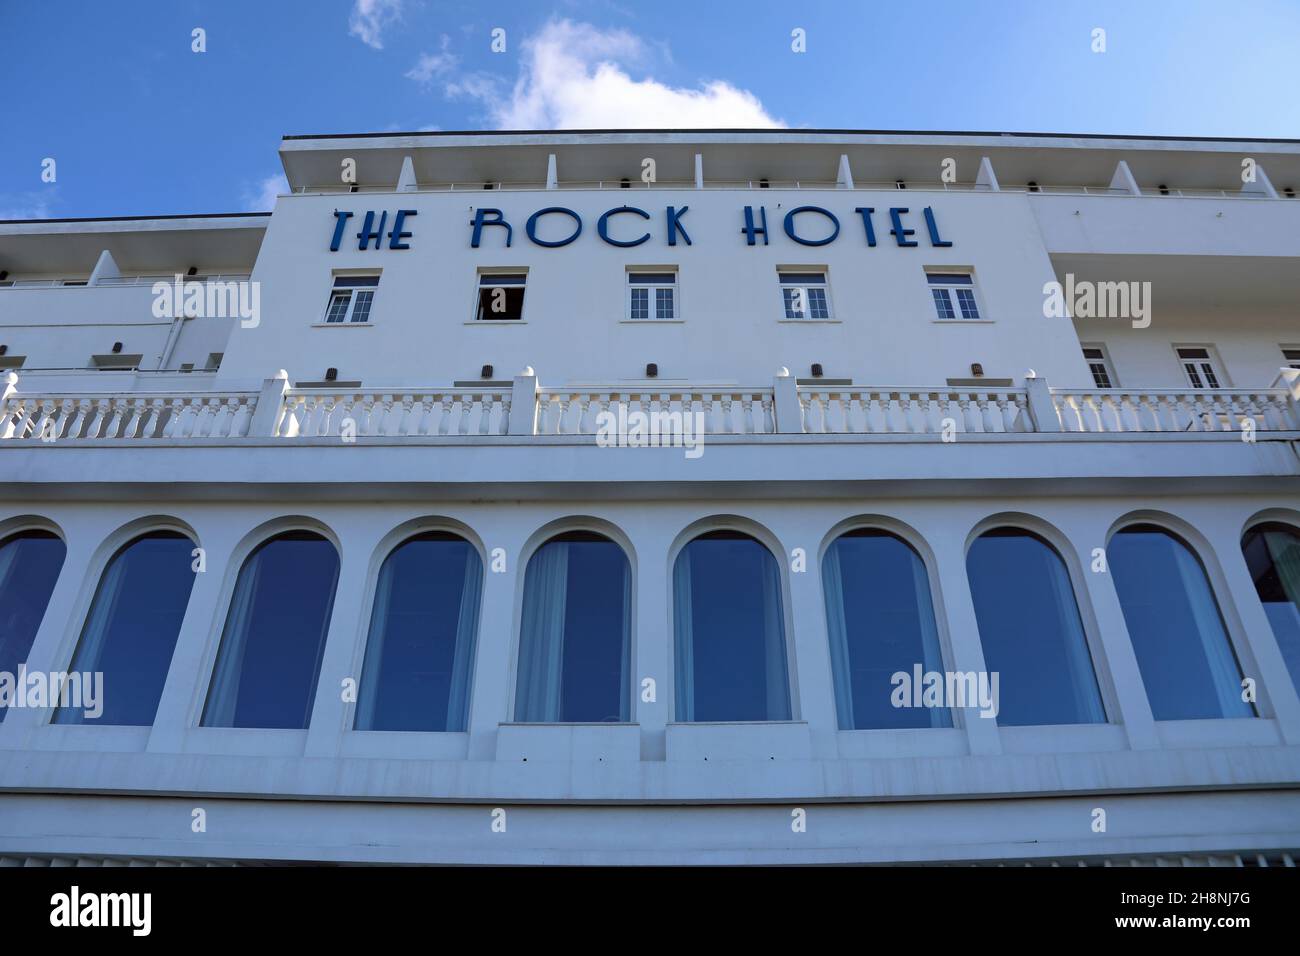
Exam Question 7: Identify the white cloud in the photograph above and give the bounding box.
[349,0,403,50]
[243,173,288,212]
[439,19,783,129]
[406,35,458,85]
[0,192,53,220]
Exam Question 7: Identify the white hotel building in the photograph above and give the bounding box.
[1,129,1299,866]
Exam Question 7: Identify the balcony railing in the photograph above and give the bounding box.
[2,371,1297,443]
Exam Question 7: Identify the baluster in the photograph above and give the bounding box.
[499,393,512,435]
[86,400,109,438]
[458,394,474,435]
[122,399,147,438]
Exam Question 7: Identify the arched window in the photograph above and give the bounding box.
[202,531,339,729]
[515,531,631,722]
[674,530,790,722]
[0,530,66,723]
[1110,524,1253,720]
[57,531,196,726]
[355,532,483,732]
[967,528,1105,726]
[1241,522,1300,693]
[823,529,949,729]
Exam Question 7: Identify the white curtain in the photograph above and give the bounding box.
[203,548,264,727]
[821,543,855,729]
[446,548,483,731]
[618,557,631,723]
[760,547,791,720]
[58,548,129,725]
[1043,550,1106,724]
[515,542,569,722]
[672,548,694,722]
[910,553,950,728]
[1173,542,1251,718]
[354,553,397,731]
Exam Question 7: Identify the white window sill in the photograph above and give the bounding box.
[620,318,685,324]
[312,321,374,328]
[778,318,841,324]
[932,318,995,324]
[465,320,528,325]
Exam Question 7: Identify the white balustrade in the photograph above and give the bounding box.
[795,387,1029,435]
[274,388,512,438]
[0,391,258,440]
[534,388,775,435]
[1050,388,1298,433]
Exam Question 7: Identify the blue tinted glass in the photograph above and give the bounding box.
[1110,526,1253,720]
[824,531,950,729]
[57,532,196,726]
[0,531,67,723]
[356,533,482,732]
[967,530,1106,726]
[1242,523,1300,694]
[674,532,791,722]
[516,533,630,723]
[203,532,339,729]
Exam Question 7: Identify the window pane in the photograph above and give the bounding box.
[476,285,525,320]
[356,533,483,732]
[778,272,826,284]
[655,287,674,319]
[57,532,196,726]
[0,531,66,723]
[807,287,829,319]
[324,291,351,323]
[202,532,339,729]
[674,531,791,722]
[1242,523,1300,695]
[350,289,374,323]
[628,273,675,284]
[927,273,973,285]
[629,287,649,319]
[824,531,949,729]
[1110,526,1253,720]
[967,530,1106,726]
[783,287,805,318]
[931,288,955,319]
[333,275,380,288]
[516,533,630,723]
[956,288,980,318]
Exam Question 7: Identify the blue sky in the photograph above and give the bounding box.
[2,0,1298,219]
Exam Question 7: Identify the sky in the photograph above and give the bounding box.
[1,0,1298,219]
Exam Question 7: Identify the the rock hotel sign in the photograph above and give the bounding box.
[327,204,954,251]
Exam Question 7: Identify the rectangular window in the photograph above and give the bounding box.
[1282,347,1300,370]
[1081,345,1117,389]
[324,275,380,324]
[475,272,527,321]
[778,271,831,320]
[627,271,677,320]
[1176,347,1223,389]
[927,272,981,320]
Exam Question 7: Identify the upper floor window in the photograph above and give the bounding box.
[475,272,527,321]
[56,531,197,726]
[356,532,483,732]
[202,531,339,729]
[627,271,677,320]
[674,530,791,722]
[1176,347,1223,389]
[515,532,631,722]
[324,275,379,324]
[823,529,949,729]
[1282,347,1300,371]
[927,272,981,320]
[0,530,66,723]
[778,271,831,320]
[1240,522,1300,695]
[1082,345,1117,388]
[967,529,1106,726]
[1109,525,1253,720]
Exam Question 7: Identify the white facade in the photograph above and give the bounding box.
[1,130,1299,866]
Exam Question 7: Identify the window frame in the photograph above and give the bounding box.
[1174,344,1227,389]
[1081,343,1119,389]
[322,274,381,325]
[777,269,835,322]
[473,269,529,323]
[625,269,680,322]
[1280,345,1300,371]
[925,270,985,322]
